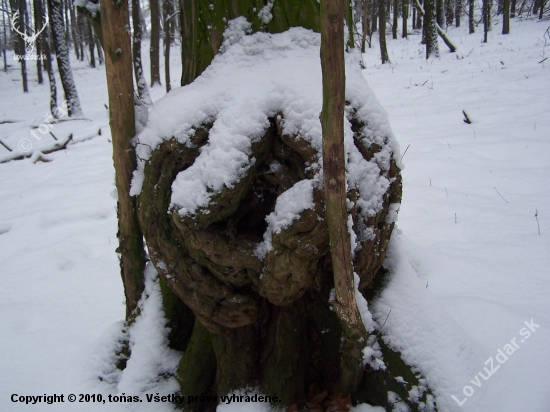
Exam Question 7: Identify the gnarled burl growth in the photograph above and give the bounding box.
[137,110,401,334]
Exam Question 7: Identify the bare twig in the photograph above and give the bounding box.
[400,144,410,162]
[0,140,12,152]
[535,210,540,235]
[494,187,509,203]
[462,110,472,124]
[378,310,392,335]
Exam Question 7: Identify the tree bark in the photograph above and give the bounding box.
[100,0,146,316]
[2,0,7,71]
[455,0,461,26]
[402,0,408,37]
[87,17,95,67]
[320,0,368,395]
[41,10,58,116]
[393,0,398,39]
[47,0,82,116]
[163,0,172,92]
[178,0,321,86]
[503,0,510,33]
[361,0,370,52]
[149,0,161,86]
[131,0,152,105]
[33,0,44,84]
[10,0,28,92]
[483,0,490,43]
[379,0,389,63]
[469,0,474,33]
[436,0,444,27]
[424,0,440,58]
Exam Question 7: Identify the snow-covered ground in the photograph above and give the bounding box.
[1,17,549,412]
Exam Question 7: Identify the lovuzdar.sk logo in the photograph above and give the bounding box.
[11,10,48,60]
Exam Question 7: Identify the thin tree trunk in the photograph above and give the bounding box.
[87,16,95,66]
[149,0,161,86]
[402,0,408,37]
[503,0,510,33]
[483,0,491,43]
[361,0,370,52]
[42,7,58,116]
[33,0,44,84]
[469,0,474,33]
[131,0,152,105]
[379,0,389,63]
[446,0,454,26]
[2,4,6,71]
[320,0,368,395]
[455,0,461,26]
[47,0,82,116]
[96,35,103,64]
[424,0,440,58]
[10,0,29,92]
[436,0,444,27]
[164,0,171,92]
[539,0,544,18]
[393,0,398,39]
[69,0,80,59]
[412,1,417,29]
[100,0,146,317]
[511,0,516,17]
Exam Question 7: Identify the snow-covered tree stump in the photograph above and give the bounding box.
[131,27,429,410]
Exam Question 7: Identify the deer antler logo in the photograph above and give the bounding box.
[11,11,48,55]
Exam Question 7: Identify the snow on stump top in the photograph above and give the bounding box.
[133,24,402,333]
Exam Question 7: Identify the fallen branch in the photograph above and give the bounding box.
[0,140,12,152]
[0,134,73,164]
[413,0,457,53]
[462,110,472,124]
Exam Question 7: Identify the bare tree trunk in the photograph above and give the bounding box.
[402,0,408,37]
[96,36,103,64]
[503,0,510,33]
[436,0,444,27]
[455,0,461,26]
[10,0,29,92]
[100,0,146,317]
[87,16,95,66]
[393,0,398,38]
[424,0,440,58]
[33,0,44,84]
[320,0,368,395]
[47,0,82,116]
[69,0,80,59]
[1,0,7,71]
[511,0,516,16]
[483,0,491,43]
[446,0,455,26]
[163,0,172,92]
[379,0,389,63]
[149,0,161,86]
[131,0,152,105]
[469,0,474,33]
[42,7,58,116]
[361,0,370,52]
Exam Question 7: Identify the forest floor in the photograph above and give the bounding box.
[0,17,549,412]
